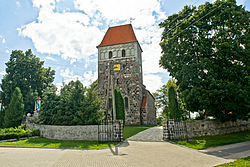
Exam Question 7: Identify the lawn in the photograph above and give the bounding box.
[123,125,151,139]
[215,156,250,167]
[0,125,150,149]
[0,137,118,149]
[175,130,250,150]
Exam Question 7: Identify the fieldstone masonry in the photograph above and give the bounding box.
[26,120,123,141]
[96,24,157,125]
[163,119,250,140]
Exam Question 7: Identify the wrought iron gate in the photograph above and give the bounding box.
[98,120,122,142]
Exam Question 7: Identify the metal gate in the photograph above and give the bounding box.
[98,120,122,142]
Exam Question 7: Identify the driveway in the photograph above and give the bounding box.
[0,141,232,167]
[0,127,233,167]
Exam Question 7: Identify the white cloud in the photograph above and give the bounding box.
[70,59,77,64]
[143,74,163,93]
[45,56,56,61]
[32,0,60,10]
[2,38,6,44]
[59,68,97,87]
[18,0,170,92]
[0,71,6,76]
[237,0,246,5]
[17,10,103,60]
[0,35,6,44]
[5,50,10,54]
[16,1,21,7]
[74,0,164,27]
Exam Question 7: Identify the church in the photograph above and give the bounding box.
[96,24,156,125]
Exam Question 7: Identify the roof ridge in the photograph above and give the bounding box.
[97,24,139,48]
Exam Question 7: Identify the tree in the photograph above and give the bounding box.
[114,89,125,123]
[39,80,104,125]
[76,83,104,125]
[159,0,249,121]
[55,80,85,125]
[39,85,59,125]
[154,80,187,119]
[4,87,24,128]
[0,100,4,128]
[168,86,181,120]
[153,80,177,118]
[0,49,55,115]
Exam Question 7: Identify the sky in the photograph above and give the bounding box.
[0,0,249,93]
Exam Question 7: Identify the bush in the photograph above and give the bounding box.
[0,126,40,140]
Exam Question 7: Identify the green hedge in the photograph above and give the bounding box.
[0,126,40,140]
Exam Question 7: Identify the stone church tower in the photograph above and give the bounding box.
[96,24,156,125]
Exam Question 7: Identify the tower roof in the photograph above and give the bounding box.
[97,24,139,48]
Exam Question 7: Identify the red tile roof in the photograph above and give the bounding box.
[141,96,148,109]
[97,24,138,48]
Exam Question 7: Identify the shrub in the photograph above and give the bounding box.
[0,126,40,140]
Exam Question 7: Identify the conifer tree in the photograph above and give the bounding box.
[168,86,181,120]
[0,105,4,128]
[4,87,24,128]
[114,89,125,123]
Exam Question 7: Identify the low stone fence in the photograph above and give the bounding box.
[26,120,123,142]
[163,119,250,140]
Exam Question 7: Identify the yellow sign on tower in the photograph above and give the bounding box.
[114,64,120,71]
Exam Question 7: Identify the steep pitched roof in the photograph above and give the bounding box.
[97,24,138,48]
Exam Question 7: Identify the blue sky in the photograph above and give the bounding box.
[0,0,249,93]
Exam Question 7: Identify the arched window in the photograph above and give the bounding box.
[122,49,126,57]
[125,97,128,108]
[109,51,112,59]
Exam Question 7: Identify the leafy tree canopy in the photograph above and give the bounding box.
[0,49,55,115]
[159,0,249,121]
[39,80,104,125]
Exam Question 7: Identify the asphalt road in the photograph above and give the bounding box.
[200,141,250,159]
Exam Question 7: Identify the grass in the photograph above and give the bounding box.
[0,137,118,149]
[175,130,250,150]
[0,125,150,149]
[123,126,149,139]
[215,156,250,167]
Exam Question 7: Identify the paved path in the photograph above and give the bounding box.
[128,126,163,142]
[0,126,233,167]
[0,141,231,167]
[200,141,250,159]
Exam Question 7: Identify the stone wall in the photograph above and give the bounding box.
[163,119,250,140]
[141,90,157,125]
[27,121,123,141]
[145,91,157,125]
